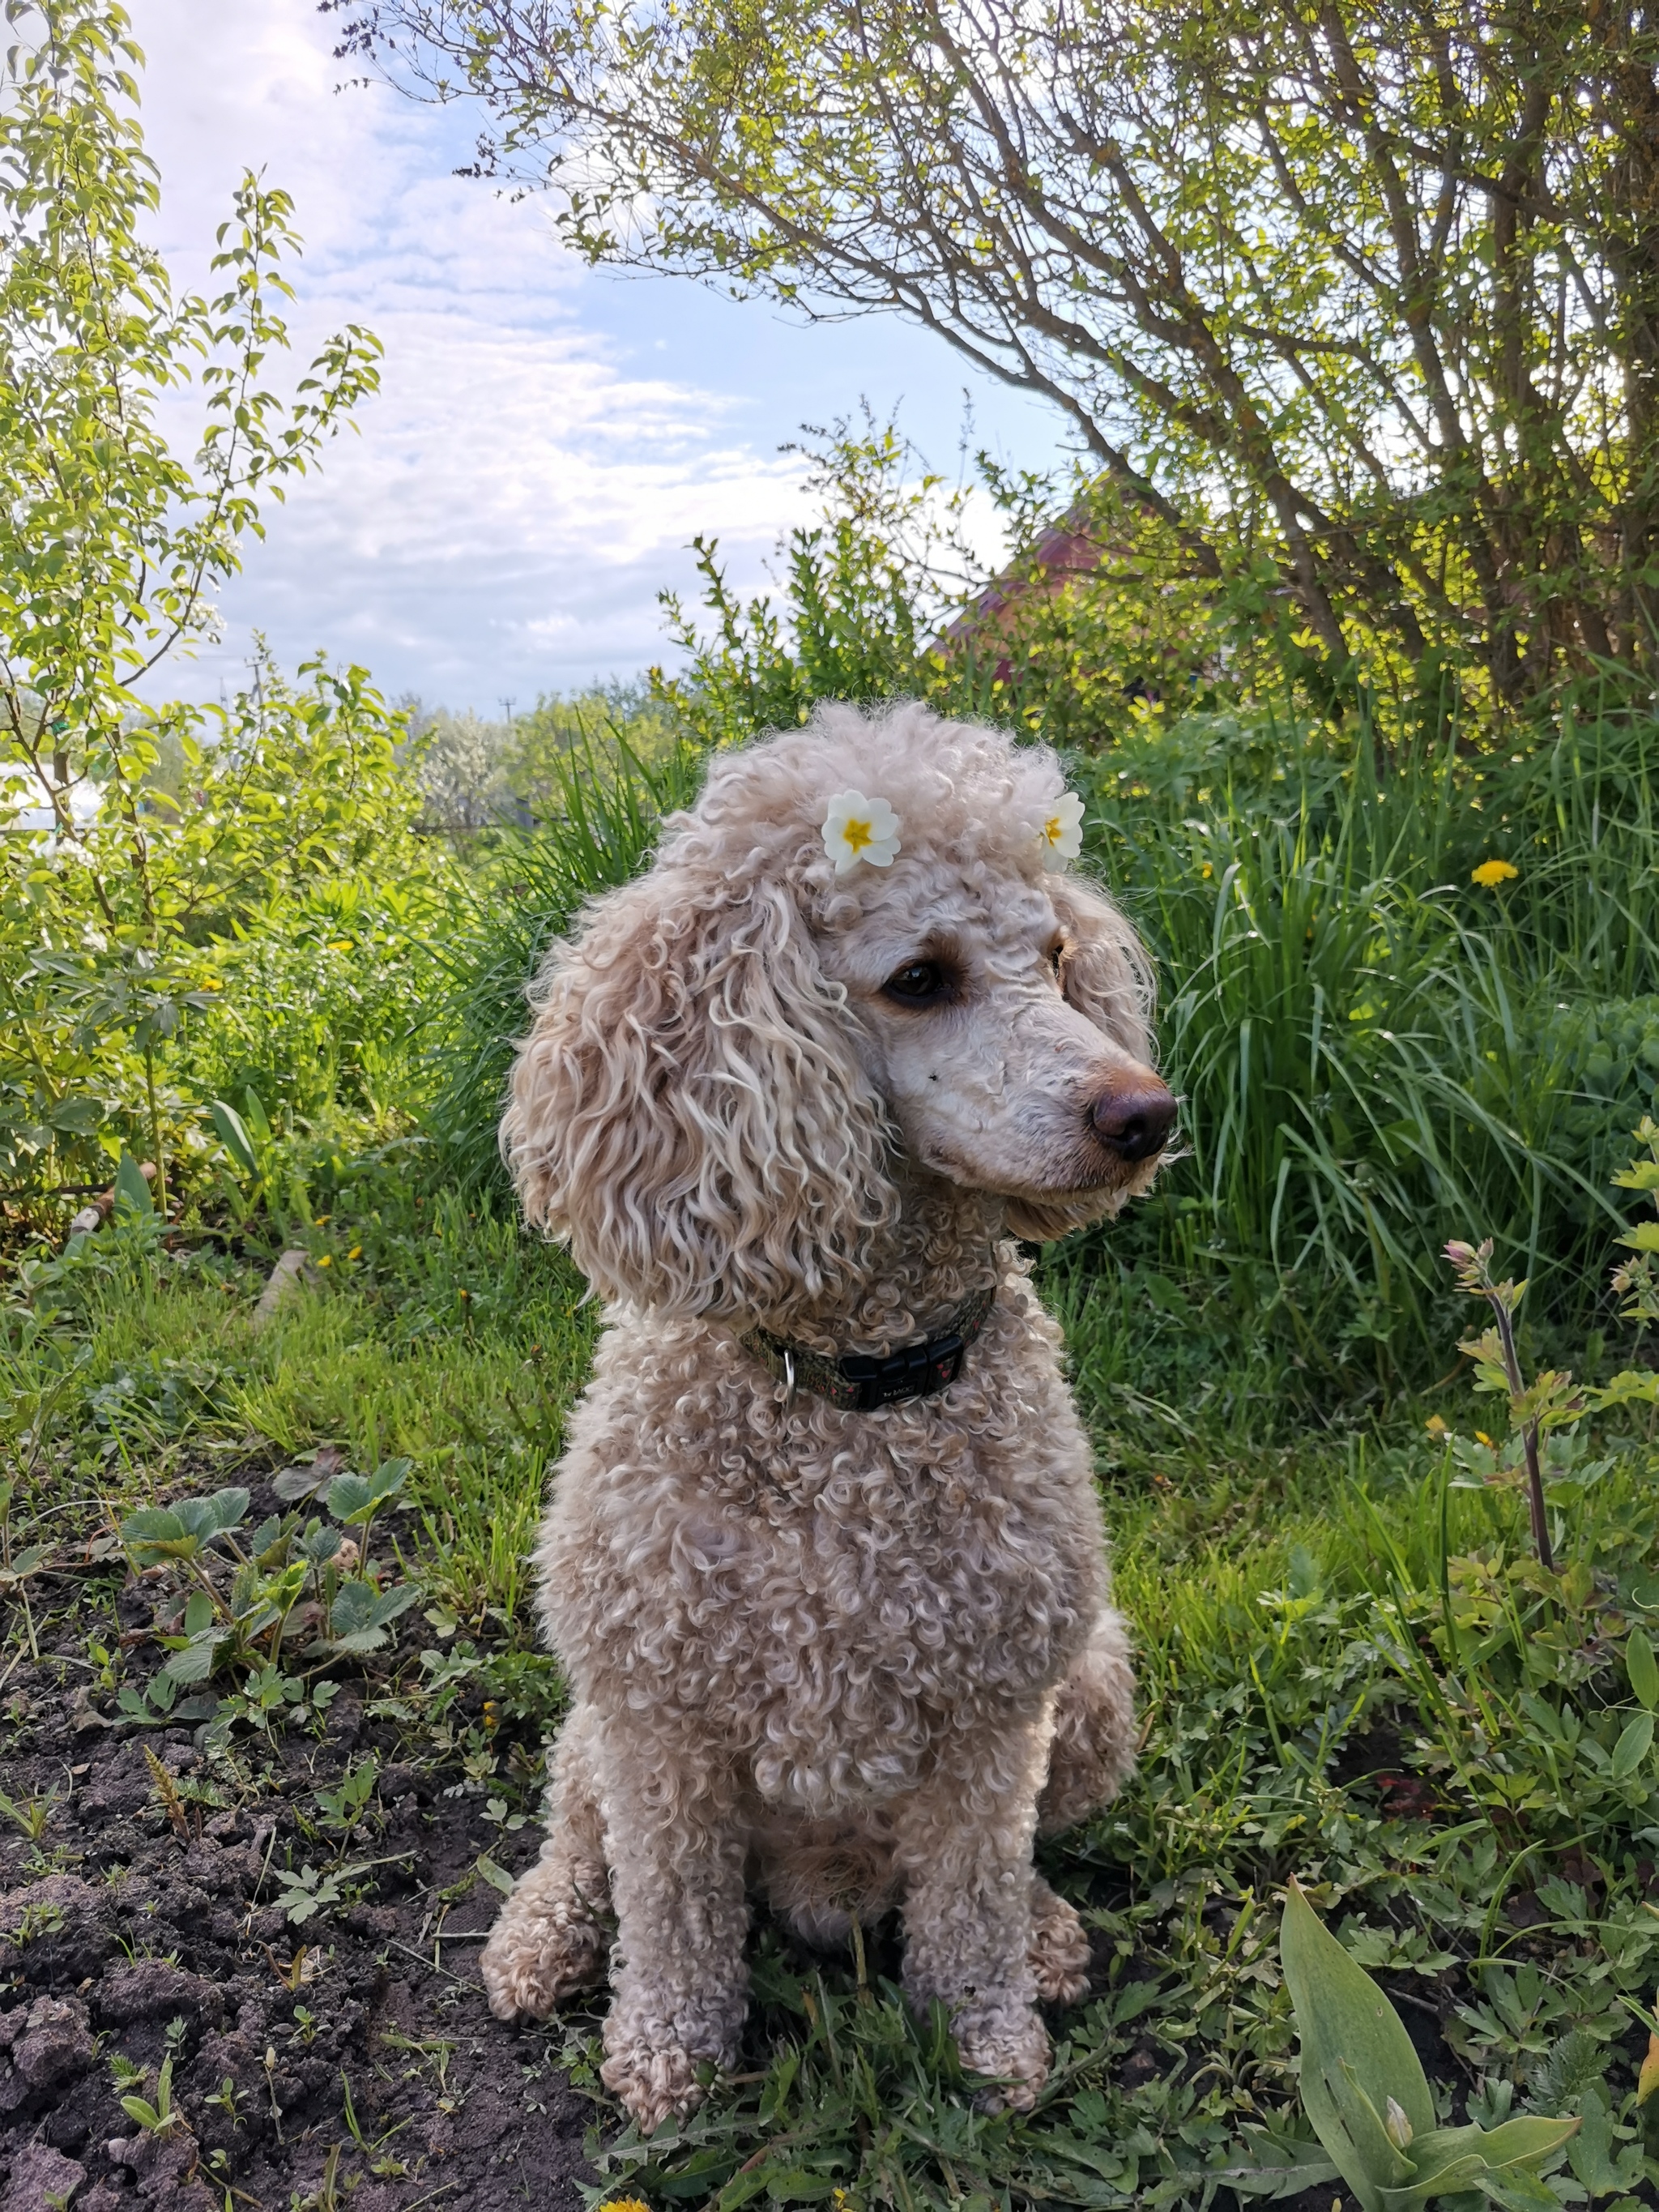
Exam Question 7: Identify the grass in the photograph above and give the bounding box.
[8,702,1659,2207]
[1074,705,1659,1385]
[8,1137,1659,2210]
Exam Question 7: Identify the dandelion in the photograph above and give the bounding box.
[1471,858,1518,887]
[1424,1414,1448,1437]
[315,1253,332,1268]
[821,789,901,875]
[1034,790,1085,871]
[347,1246,362,1260]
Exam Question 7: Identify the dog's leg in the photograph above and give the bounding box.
[894,1715,1053,2111]
[1037,1607,1137,1838]
[482,1702,612,2022]
[598,1753,749,2135]
[1028,1873,1091,2007]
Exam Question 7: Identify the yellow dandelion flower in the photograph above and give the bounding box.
[1471,858,1518,887]
[598,2200,651,2212]
[348,1246,362,1260]
[315,1253,332,1267]
[1424,1414,1448,1437]
[1474,1429,1496,1449]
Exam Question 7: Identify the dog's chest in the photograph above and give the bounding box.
[541,1341,1107,1808]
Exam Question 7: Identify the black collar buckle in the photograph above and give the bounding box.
[838,1330,967,1413]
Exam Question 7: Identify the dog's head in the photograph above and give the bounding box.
[503,702,1174,1317]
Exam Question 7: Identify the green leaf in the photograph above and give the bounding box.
[325,1578,418,1654]
[1218,2127,1341,2200]
[326,1472,373,1523]
[50,1095,105,1134]
[160,1632,224,1686]
[1281,1879,1435,2211]
[1611,1711,1654,1780]
[327,1457,411,1527]
[1629,1633,1659,1712]
[477,1853,514,1896]
[241,1089,273,1146]
[207,1098,258,1175]
[297,1520,343,1567]
[181,1590,214,1638]
[1376,2117,1581,2210]
[119,1506,198,1565]
[114,1147,153,1218]
[171,1488,249,1543]
[1567,2090,1627,2198]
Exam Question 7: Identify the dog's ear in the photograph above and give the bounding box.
[502,862,898,1319]
[1048,873,1155,1063]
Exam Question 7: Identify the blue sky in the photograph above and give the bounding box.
[130,0,1065,715]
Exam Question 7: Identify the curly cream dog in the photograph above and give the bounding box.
[480,702,1175,2131]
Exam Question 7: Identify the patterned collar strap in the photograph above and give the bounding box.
[740,1283,996,1413]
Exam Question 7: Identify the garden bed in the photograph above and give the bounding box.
[0,1464,596,2212]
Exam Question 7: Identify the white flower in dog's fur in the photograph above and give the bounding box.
[1035,791,1085,870]
[821,789,901,874]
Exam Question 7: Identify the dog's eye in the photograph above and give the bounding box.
[883,959,950,1005]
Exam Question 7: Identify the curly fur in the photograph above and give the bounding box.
[483,702,1168,2131]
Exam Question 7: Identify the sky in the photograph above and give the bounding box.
[127,0,1064,715]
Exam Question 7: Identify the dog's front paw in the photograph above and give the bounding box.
[600,2035,714,2133]
[1029,1889,1091,2009]
[481,1902,609,2023]
[956,2005,1051,2112]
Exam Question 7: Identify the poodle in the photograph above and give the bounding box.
[480,701,1175,2132]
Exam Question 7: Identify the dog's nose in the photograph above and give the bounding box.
[1090,1081,1177,1163]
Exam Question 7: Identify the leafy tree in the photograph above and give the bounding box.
[0,0,403,1202]
[654,411,1236,749]
[338,0,1659,710]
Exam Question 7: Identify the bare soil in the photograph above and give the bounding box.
[0,1482,594,2212]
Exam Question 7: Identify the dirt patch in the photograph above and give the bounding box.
[0,1543,596,2210]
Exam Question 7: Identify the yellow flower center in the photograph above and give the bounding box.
[842,816,873,852]
[1043,814,1063,843]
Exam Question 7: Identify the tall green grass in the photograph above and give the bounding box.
[1084,707,1659,1377]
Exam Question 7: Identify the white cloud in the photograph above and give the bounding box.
[123,0,1057,711]
[127,0,809,708]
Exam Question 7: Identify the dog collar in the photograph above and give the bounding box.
[740,1284,996,1413]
